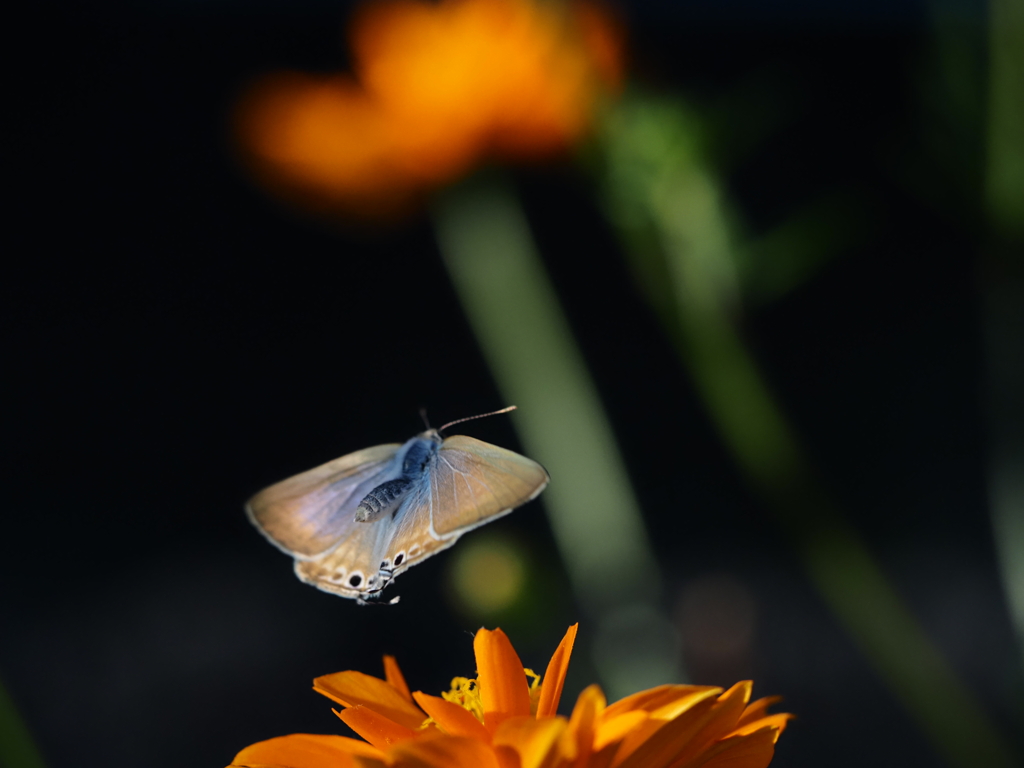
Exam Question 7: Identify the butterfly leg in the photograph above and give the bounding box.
[353,562,399,606]
[356,590,401,606]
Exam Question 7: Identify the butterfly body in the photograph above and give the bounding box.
[246,426,548,603]
[354,432,440,523]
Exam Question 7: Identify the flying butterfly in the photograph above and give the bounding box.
[245,407,549,604]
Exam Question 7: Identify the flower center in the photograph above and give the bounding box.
[442,676,485,722]
[439,668,544,722]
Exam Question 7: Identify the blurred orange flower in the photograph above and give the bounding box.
[226,624,792,768]
[235,0,624,217]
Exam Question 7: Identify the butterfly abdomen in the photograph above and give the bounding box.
[354,477,411,522]
[353,436,441,523]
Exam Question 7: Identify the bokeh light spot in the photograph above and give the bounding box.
[450,537,527,615]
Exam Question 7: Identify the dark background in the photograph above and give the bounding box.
[3,1,1021,767]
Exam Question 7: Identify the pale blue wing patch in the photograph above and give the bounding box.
[376,479,458,579]
[245,443,402,559]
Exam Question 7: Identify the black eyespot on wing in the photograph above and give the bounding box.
[349,574,362,587]
[394,553,405,566]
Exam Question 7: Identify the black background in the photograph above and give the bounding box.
[3,2,1021,767]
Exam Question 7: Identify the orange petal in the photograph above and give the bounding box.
[727,714,793,742]
[337,705,421,750]
[603,686,720,720]
[735,697,782,729]
[494,715,569,768]
[649,687,729,724]
[565,684,605,767]
[315,670,427,730]
[594,710,648,751]
[234,73,419,218]
[584,743,620,768]
[385,655,414,703]
[390,734,502,768]
[413,691,490,741]
[536,624,578,717]
[349,0,487,181]
[603,687,722,767]
[681,726,778,768]
[612,694,720,768]
[628,682,751,768]
[228,733,383,768]
[474,627,532,730]
[572,0,625,91]
[495,744,522,768]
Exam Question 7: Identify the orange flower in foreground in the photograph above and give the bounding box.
[235,0,623,217]
[227,624,792,768]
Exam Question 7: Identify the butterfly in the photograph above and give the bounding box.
[245,407,549,604]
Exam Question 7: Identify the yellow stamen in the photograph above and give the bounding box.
[441,677,485,723]
[525,668,543,716]
[440,668,545,722]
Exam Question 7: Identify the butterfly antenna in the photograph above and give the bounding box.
[419,407,431,430]
[438,405,517,434]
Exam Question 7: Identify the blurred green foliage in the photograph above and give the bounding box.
[433,176,683,699]
[987,0,1024,241]
[588,88,1020,768]
[0,677,46,768]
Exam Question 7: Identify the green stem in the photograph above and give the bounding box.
[432,173,682,698]
[987,0,1024,239]
[595,90,1019,766]
[986,0,1024,678]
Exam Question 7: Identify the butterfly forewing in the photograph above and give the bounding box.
[429,435,549,536]
[246,443,401,559]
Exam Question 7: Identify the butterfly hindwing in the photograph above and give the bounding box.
[246,443,402,559]
[293,515,393,597]
[375,480,459,578]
